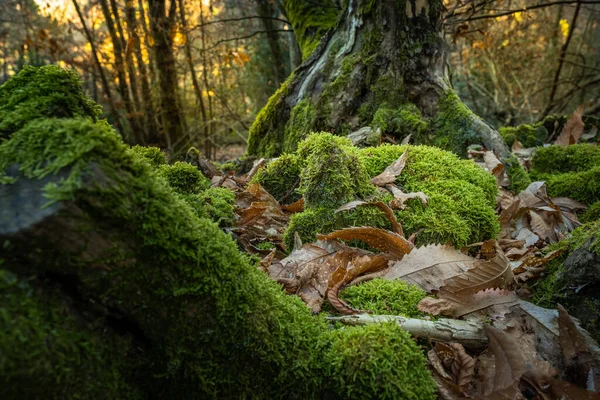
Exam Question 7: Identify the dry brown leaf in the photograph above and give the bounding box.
[529,211,557,242]
[513,249,565,274]
[387,185,429,210]
[449,343,476,391]
[551,197,588,212]
[438,242,513,301]
[281,197,304,213]
[484,151,504,177]
[428,349,453,380]
[417,297,458,316]
[484,326,527,397]
[317,227,413,260]
[555,105,585,146]
[384,244,476,292]
[511,140,525,152]
[453,289,520,318]
[558,304,600,392]
[335,200,404,235]
[370,149,408,186]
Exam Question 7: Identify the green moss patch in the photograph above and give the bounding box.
[251,153,302,203]
[370,103,428,141]
[531,144,600,174]
[339,279,427,317]
[130,145,167,168]
[499,124,547,148]
[157,161,210,195]
[430,90,479,157]
[0,65,101,139]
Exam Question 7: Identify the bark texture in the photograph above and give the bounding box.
[247,0,509,158]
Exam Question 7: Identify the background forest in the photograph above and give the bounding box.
[1,0,598,159]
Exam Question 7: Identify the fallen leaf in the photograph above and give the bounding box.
[371,149,408,186]
[318,227,413,259]
[386,184,429,210]
[335,200,404,235]
[449,342,476,391]
[281,197,304,213]
[484,151,504,177]
[483,326,527,397]
[555,105,585,146]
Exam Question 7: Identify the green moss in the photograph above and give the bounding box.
[499,124,547,148]
[431,90,479,157]
[256,241,276,250]
[370,103,428,140]
[531,144,600,174]
[157,161,210,195]
[322,323,437,400]
[581,201,600,223]
[360,144,498,206]
[532,167,600,205]
[247,73,295,157]
[317,54,361,124]
[282,0,339,59]
[284,99,317,153]
[0,269,141,399]
[183,187,236,227]
[504,154,531,194]
[251,153,302,203]
[130,145,167,168]
[0,65,101,139]
[297,132,376,209]
[339,279,427,317]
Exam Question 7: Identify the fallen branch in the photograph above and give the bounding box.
[327,314,488,349]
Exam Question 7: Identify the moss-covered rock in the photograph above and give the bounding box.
[284,99,317,153]
[0,65,101,139]
[581,201,600,224]
[0,85,435,397]
[183,187,236,227]
[0,269,141,400]
[322,323,437,400]
[157,161,210,195]
[339,278,427,317]
[531,144,600,175]
[130,145,167,168]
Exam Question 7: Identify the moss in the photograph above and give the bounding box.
[256,241,276,250]
[317,54,361,124]
[504,153,531,194]
[0,65,101,139]
[247,73,295,157]
[0,99,435,398]
[531,144,600,174]
[297,132,376,209]
[251,153,302,203]
[322,323,437,400]
[339,278,427,317]
[157,161,210,195]
[532,167,600,205]
[183,187,236,227]
[499,124,547,148]
[130,145,167,168]
[370,103,428,141]
[431,90,479,157]
[0,269,141,399]
[284,99,317,153]
[360,144,498,206]
[581,201,600,223]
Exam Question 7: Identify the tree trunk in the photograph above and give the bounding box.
[247,0,509,158]
[147,0,186,154]
[256,0,287,86]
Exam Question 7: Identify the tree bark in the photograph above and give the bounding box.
[147,0,186,153]
[256,0,287,86]
[247,0,509,159]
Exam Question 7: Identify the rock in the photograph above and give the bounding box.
[347,126,381,147]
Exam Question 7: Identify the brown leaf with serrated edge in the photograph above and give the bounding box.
[483,326,527,397]
[453,289,520,318]
[428,348,453,380]
[371,149,408,186]
[384,244,476,292]
[438,241,513,301]
[513,249,565,274]
[318,227,413,259]
[556,105,585,146]
[335,200,404,235]
[449,343,476,391]
[558,305,600,392]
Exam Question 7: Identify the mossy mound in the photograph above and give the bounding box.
[252,153,302,203]
[157,161,210,195]
[183,187,236,227]
[503,154,531,194]
[370,103,428,141]
[297,132,375,209]
[0,269,141,400]
[581,201,600,224]
[0,67,435,398]
[499,124,547,148]
[322,323,437,400]
[0,65,101,139]
[130,145,167,168]
[339,279,427,317]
